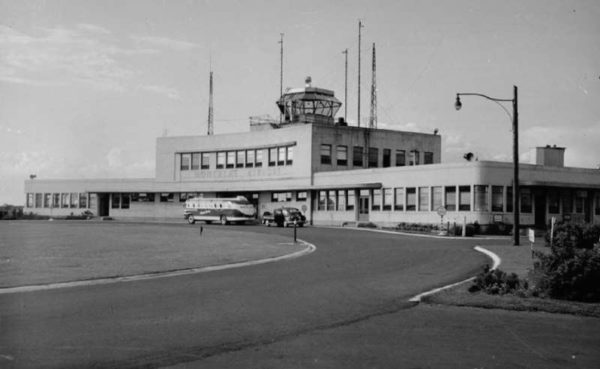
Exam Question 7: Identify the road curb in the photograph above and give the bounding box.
[0,239,316,295]
[408,246,501,302]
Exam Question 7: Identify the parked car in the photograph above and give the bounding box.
[273,207,306,227]
[262,211,275,226]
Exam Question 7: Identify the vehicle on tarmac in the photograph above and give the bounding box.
[263,207,306,227]
[184,196,256,225]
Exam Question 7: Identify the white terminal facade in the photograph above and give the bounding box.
[24,83,600,229]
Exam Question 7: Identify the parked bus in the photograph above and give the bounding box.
[184,196,256,225]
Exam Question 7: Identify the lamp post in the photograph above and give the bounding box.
[454,85,520,246]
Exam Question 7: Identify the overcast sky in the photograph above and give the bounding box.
[1,0,599,205]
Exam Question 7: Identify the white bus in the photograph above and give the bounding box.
[184,196,256,225]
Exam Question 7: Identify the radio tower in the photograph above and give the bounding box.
[207,69,214,135]
[369,42,377,129]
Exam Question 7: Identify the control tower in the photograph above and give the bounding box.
[276,77,342,125]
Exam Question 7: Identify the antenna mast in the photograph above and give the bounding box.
[369,43,377,129]
[357,20,364,127]
[207,68,214,135]
[342,48,348,122]
[279,33,284,124]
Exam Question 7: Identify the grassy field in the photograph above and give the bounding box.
[0,220,304,288]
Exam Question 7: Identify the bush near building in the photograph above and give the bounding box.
[532,223,600,302]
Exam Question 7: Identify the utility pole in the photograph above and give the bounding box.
[357,20,364,127]
[369,42,377,129]
[279,33,284,124]
[342,48,348,122]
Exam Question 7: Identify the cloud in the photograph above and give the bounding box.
[139,84,180,100]
[130,35,198,51]
[77,23,111,35]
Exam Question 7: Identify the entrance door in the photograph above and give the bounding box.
[98,194,109,217]
[534,191,546,228]
[358,196,370,221]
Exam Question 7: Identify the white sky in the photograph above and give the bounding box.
[1,0,599,205]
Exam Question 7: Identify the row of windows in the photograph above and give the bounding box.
[314,186,599,214]
[271,191,307,202]
[27,193,90,209]
[180,145,294,171]
[320,145,434,168]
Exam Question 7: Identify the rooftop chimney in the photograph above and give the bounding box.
[536,145,565,167]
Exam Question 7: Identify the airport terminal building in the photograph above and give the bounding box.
[24,83,600,228]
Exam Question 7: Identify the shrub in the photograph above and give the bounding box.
[469,265,528,295]
[535,223,600,302]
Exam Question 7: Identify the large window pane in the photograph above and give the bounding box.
[338,190,346,210]
[278,147,286,166]
[395,150,405,166]
[492,186,504,212]
[474,185,489,212]
[121,193,130,209]
[562,190,572,213]
[383,188,392,210]
[217,152,225,169]
[409,150,420,166]
[201,153,210,169]
[318,191,326,210]
[353,146,363,167]
[521,188,532,213]
[191,153,200,170]
[269,147,277,166]
[255,149,263,167]
[286,146,293,165]
[111,193,120,209]
[372,189,381,211]
[180,153,190,171]
[236,151,245,168]
[320,144,332,165]
[548,190,559,214]
[424,152,434,164]
[394,188,404,211]
[432,186,442,210]
[383,149,391,167]
[406,188,416,211]
[246,150,255,167]
[337,146,348,166]
[419,187,429,211]
[368,147,378,168]
[226,151,235,168]
[347,190,355,210]
[445,186,456,211]
[328,190,336,210]
[459,186,471,211]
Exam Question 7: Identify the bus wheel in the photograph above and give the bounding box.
[220,216,228,225]
[187,215,196,224]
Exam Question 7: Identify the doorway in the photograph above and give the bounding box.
[534,191,546,228]
[359,195,370,222]
[98,194,110,217]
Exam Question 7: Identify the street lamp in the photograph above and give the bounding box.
[454,86,520,246]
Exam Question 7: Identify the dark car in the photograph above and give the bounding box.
[273,207,306,227]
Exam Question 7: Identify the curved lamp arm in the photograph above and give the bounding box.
[455,93,514,122]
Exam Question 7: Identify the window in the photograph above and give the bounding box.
[575,191,587,214]
[328,190,336,210]
[347,190,355,210]
[226,151,235,168]
[474,185,489,212]
[383,188,392,211]
[371,189,381,211]
[368,147,378,168]
[286,146,293,165]
[180,153,191,171]
[53,193,60,208]
[272,192,292,202]
[318,191,326,210]
[70,192,79,208]
[44,193,51,208]
[297,191,307,201]
[353,146,363,167]
[111,193,120,209]
[409,150,420,166]
[445,186,456,211]
[278,147,286,166]
[61,193,69,208]
[395,150,405,166]
[561,190,572,213]
[160,193,174,202]
[383,149,391,167]
[507,187,513,212]
[121,193,130,209]
[27,193,33,207]
[459,186,471,211]
[79,193,88,208]
[406,188,416,211]
[201,153,210,169]
[269,147,277,166]
[548,190,560,214]
[521,188,532,213]
[432,186,443,211]
[419,187,429,211]
[338,190,346,210]
[492,186,504,212]
[236,151,245,168]
[320,144,332,165]
[394,188,404,211]
[424,152,434,164]
[246,150,255,168]
[35,193,42,208]
[255,149,263,167]
[337,145,348,166]
[217,152,225,169]
[190,153,200,170]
